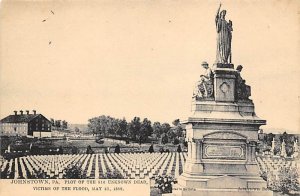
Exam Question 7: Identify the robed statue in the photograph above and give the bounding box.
[215,3,233,64]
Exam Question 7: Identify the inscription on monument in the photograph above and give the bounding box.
[203,144,246,160]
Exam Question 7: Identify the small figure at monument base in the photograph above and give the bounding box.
[193,61,214,100]
[236,65,251,100]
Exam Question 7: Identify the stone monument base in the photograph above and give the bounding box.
[172,174,273,196]
[172,185,273,196]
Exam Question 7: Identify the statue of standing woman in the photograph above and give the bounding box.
[215,3,233,64]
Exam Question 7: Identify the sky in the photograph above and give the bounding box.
[0,0,299,133]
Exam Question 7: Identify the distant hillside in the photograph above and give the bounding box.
[68,124,89,132]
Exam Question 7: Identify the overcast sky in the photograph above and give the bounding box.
[0,0,299,133]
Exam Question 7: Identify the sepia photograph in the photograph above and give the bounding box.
[0,1,299,196]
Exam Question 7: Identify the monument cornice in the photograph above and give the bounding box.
[182,117,266,126]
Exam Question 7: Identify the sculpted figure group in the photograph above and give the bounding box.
[193,63,251,100]
[193,4,251,101]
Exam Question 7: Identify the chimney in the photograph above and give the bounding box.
[14,111,17,115]
[33,110,36,115]
[20,110,23,115]
[26,110,29,115]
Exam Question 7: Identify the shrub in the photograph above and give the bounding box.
[114,145,121,154]
[183,141,188,148]
[71,146,78,154]
[267,167,299,194]
[63,164,84,179]
[173,138,180,145]
[153,175,177,194]
[177,145,182,153]
[148,145,154,153]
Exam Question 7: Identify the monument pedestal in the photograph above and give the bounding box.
[173,64,272,196]
[173,185,271,196]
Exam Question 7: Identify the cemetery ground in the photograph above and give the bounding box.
[0,135,299,196]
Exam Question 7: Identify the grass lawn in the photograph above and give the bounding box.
[1,136,186,156]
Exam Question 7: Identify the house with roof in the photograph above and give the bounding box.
[0,110,52,138]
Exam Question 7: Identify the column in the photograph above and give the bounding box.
[250,141,256,162]
[192,141,197,162]
[194,140,202,162]
[187,141,192,161]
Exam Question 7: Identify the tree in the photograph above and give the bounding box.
[153,122,163,139]
[138,118,153,144]
[87,115,112,137]
[117,118,127,137]
[55,120,61,130]
[62,120,68,130]
[128,117,141,141]
[88,118,96,135]
[74,127,80,134]
[167,128,177,141]
[264,133,275,146]
[170,119,184,143]
[162,134,169,144]
[161,123,171,134]
[279,132,295,156]
[172,119,180,126]
[106,116,117,136]
[50,118,55,126]
[173,125,184,138]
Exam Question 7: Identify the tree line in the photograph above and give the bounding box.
[50,118,68,130]
[87,115,185,144]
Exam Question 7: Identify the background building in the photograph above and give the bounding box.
[0,110,52,138]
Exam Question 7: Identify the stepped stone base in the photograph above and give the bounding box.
[172,185,273,196]
[173,174,272,196]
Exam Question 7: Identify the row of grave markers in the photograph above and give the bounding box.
[0,152,187,179]
[1,152,297,180]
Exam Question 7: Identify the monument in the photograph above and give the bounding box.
[292,140,299,158]
[173,4,272,196]
[280,140,287,158]
[271,137,275,156]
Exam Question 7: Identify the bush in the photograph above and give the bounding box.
[114,145,121,154]
[71,146,78,154]
[63,164,84,179]
[177,145,182,153]
[173,138,180,145]
[184,141,188,148]
[148,145,154,153]
[86,145,94,154]
[267,167,299,194]
[153,175,177,194]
